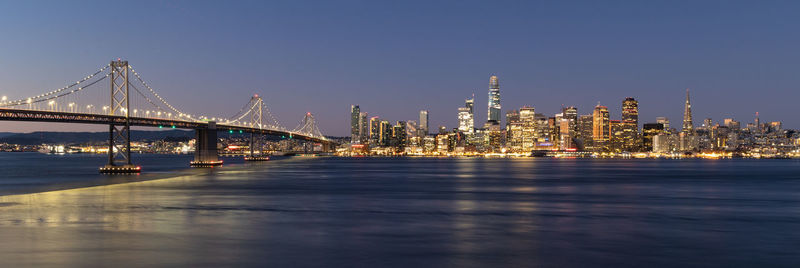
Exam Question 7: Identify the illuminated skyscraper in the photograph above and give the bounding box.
[578,114,594,149]
[519,107,536,151]
[350,105,360,143]
[609,120,623,152]
[419,110,429,137]
[593,104,610,147]
[392,121,407,148]
[682,88,693,133]
[358,112,368,144]
[561,106,578,149]
[487,75,501,123]
[562,106,578,133]
[379,120,392,146]
[506,109,522,151]
[369,116,381,146]
[458,95,475,134]
[621,97,639,150]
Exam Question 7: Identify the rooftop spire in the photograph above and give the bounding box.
[682,88,693,133]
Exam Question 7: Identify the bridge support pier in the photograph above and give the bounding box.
[191,121,223,167]
[322,142,332,153]
[99,59,140,174]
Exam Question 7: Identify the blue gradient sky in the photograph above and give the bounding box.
[0,1,797,135]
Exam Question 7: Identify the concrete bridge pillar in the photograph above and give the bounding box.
[191,121,223,167]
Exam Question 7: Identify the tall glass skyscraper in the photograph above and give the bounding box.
[458,95,475,134]
[350,105,360,143]
[487,75,501,123]
[419,110,429,137]
[621,97,639,150]
[682,88,693,133]
[358,112,368,144]
[593,104,610,143]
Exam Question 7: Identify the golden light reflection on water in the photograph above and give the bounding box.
[0,174,207,230]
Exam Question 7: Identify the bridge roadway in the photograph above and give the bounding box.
[0,108,330,144]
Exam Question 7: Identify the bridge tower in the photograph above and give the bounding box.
[100,59,140,173]
[245,95,269,161]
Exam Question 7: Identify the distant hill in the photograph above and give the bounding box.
[0,130,195,145]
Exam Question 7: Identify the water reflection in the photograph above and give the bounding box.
[0,158,798,266]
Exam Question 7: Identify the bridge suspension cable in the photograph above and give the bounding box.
[0,64,110,107]
[128,65,188,118]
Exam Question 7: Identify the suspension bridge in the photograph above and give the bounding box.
[0,59,333,173]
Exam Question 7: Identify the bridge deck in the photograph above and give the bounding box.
[0,108,330,144]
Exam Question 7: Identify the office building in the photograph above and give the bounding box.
[419,110,429,137]
[621,97,639,151]
[593,104,610,149]
[350,105,360,143]
[487,75,501,123]
[682,88,693,133]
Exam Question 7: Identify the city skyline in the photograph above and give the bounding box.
[349,77,775,138]
[0,1,798,135]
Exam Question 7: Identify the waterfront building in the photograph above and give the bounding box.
[559,118,573,150]
[458,107,470,133]
[487,75,501,123]
[551,114,561,147]
[519,107,536,152]
[679,131,699,151]
[562,106,578,141]
[419,110,429,137]
[506,109,522,152]
[608,120,623,152]
[682,88,693,133]
[379,120,392,146]
[653,133,676,153]
[642,123,665,151]
[457,96,474,134]
[358,112,368,144]
[369,116,381,146]
[533,113,549,144]
[422,136,436,153]
[436,133,450,153]
[485,123,504,152]
[593,104,610,150]
[577,114,594,150]
[392,121,407,148]
[621,97,639,151]
[350,105,361,143]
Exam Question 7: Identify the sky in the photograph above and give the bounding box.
[0,0,798,136]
